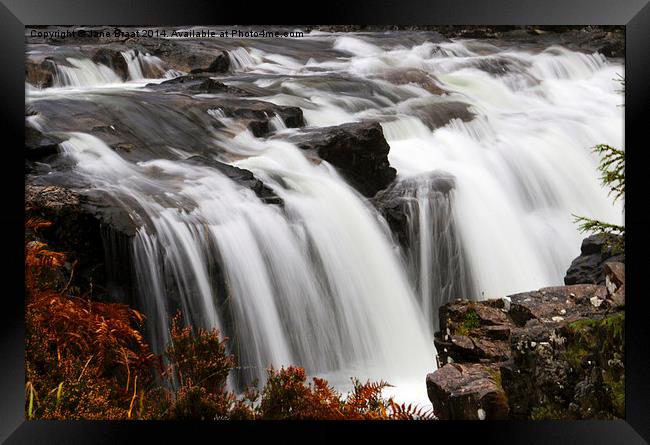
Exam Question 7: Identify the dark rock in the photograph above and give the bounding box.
[288,121,396,197]
[564,234,624,285]
[406,101,474,130]
[185,156,283,206]
[25,184,137,300]
[189,51,230,74]
[373,173,454,251]
[27,92,305,159]
[426,363,509,420]
[147,74,252,96]
[92,48,129,80]
[25,126,63,162]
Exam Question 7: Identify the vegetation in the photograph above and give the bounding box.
[25,218,435,420]
[572,78,625,253]
[454,307,481,337]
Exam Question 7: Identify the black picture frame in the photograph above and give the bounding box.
[3,1,649,443]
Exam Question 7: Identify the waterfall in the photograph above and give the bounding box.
[54,57,123,87]
[120,49,168,80]
[51,51,174,88]
[57,132,434,403]
[26,31,624,406]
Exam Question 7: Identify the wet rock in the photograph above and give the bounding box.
[25,58,57,88]
[373,172,455,248]
[27,93,305,158]
[564,234,624,285]
[25,126,63,163]
[426,363,509,420]
[371,68,446,95]
[92,48,129,80]
[25,184,137,299]
[189,51,230,74]
[148,74,252,96]
[406,100,474,130]
[288,121,396,197]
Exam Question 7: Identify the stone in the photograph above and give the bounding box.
[287,121,397,197]
[564,234,624,285]
[25,58,57,88]
[189,51,230,74]
[426,363,509,420]
[92,48,129,80]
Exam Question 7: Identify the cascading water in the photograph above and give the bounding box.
[25,29,624,407]
[44,51,177,88]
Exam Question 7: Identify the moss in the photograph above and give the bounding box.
[564,312,625,419]
[488,368,503,389]
[602,371,625,418]
[456,308,481,336]
[567,313,624,342]
[530,404,567,420]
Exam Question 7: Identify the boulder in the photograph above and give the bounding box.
[25,126,63,163]
[92,48,129,80]
[148,75,252,96]
[426,363,509,420]
[564,233,624,285]
[189,51,230,74]
[25,184,137,301]
[434,299,514,365]
[25,58,57,88]
[428,281,625,420]
[373,172,455,248]
[288,121,396,197]
[371,68,446,95]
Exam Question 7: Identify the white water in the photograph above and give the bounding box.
[57,132,434,406]
[240,36,624,300]
[26,33,624,408]
[51,51,177,88]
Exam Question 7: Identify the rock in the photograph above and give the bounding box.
[434,299,514,365]
[426,363,509,420]
[25,184,137,300]
[25,58,57,88]
[508,284,607,327]
[604,262,625,308]
[28,92,305,156]
[185,156,283,206]
[604,262,624,293]
[25,126,63,163]
[373,172,455,248]
[564,234,624,285]
[406,100,474,130]
[503,311,625,419]
[189,51,230,74]
[288,121,396,197]
[371,68,446,95]
[92,48,129,80]
[428,280,625,419]
[148,74,253,96]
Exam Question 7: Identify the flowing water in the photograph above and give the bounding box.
[25,29,624,406]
